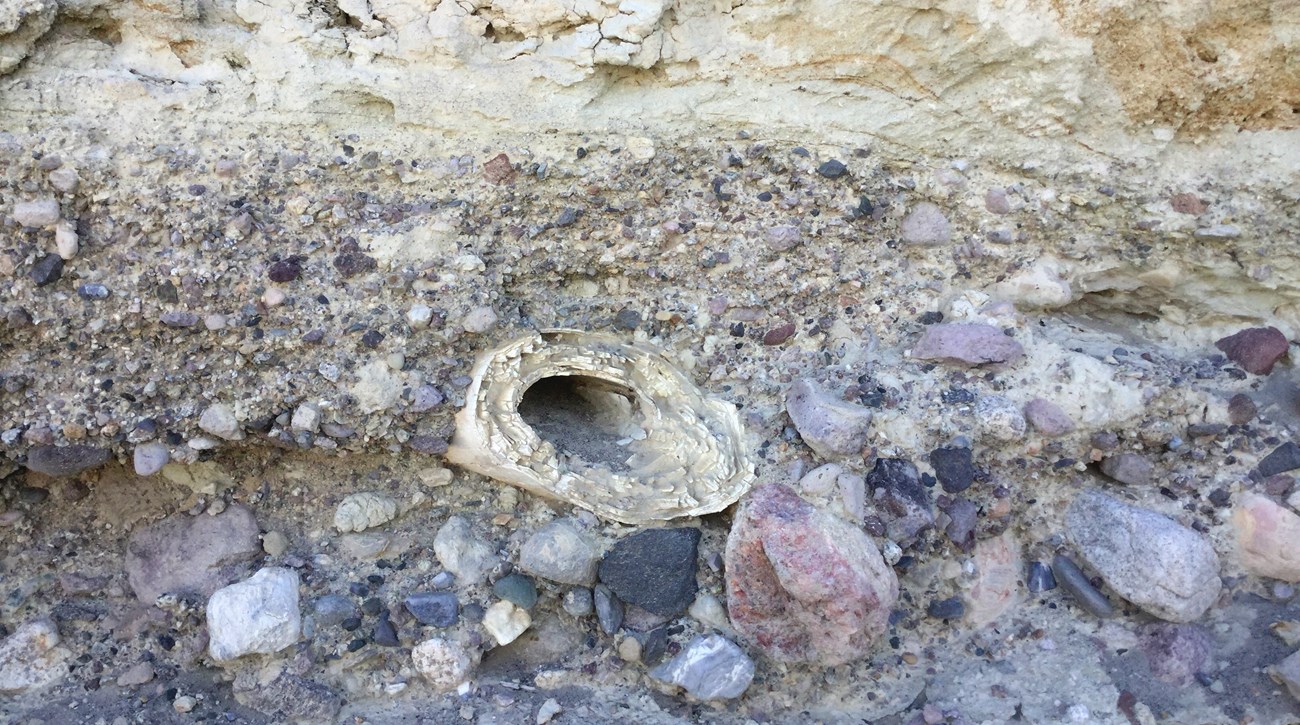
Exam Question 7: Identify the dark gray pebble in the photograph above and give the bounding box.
[26,444,110,477]
[816,160,847,178]
[1258,441,1300,477]
[930,446,975,493]
[927,596,965,619]
[595,584,623,634]
[492,574,538,610]
[1053,553,1115,618]
[405,592,459,627]
[77,284,109,300]
[314,595,357,627]
[373,613,399,647]
[598,528,700,617]
[30,254,63,287]
[1026,561,1057,592]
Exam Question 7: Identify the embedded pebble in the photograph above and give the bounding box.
[965,532,1023,626]
[1258,442,1300,478]
[899,202,952,245]
[462,305,498,333]
[1140,623,1211,686]
[1271,650,1300,701]
[1024,398,1076,437]
[29,254,63,286]
[13,198,60,227]
[1066,490,1221,622]
[927,596,965,619]
[115,661,155,687]
[975,395,1026,442]
[648,634,754,701]
[562,588,594,617]
[726,484,897,664]
[912,323,1024,366]
[519,519,600,586]
[1100,453,1154,486]
[1215,326,1289,375]
[785,379,873,459]
[291,402,321,433]
[313,594,357,627]
[333,492,399,533]
[198,404,243,441]
[412,638,474,692]
[493,574,539,609]
[206,567,302,662]
[133,442,169,476]
[483,601,531,645]
[406,592,460,627]
[867,457,935,544]
[799,463,842,495]
[433,516,497,585]
[125,504,262,602]
[1232,492,1300,582]
[598,528,701,617]
[929,446,975,493]
[55,222,78,259]
[536,698,563,724]
[0,619,69,694]
[688,592,732,633]
[594,584,623,634]
[26,444,109,477]
[1027,561,1057,592]
[1052,553,1115,619]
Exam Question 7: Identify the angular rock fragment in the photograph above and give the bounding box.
[406,592,459,627]
[785,379,873,459]
[899,202,951,246]
[433,516,496,585]
[0,620,69,695]
[1099,453,1154,486]
[1258,442,1300,478]
[975,395,1026,442]
[447,330,754,524]
[726,484,898,665]
[1214,326,1289,375]
[483,601,530,645]
[911,323,1024,366]
[1270,650,1300,702]
[198,403,243,441]
[333,492,399,533]
[929,446,975,494]
[866,457,934,543]
[648,635,754,701]
[1066,490,1221,622]
[1232,493,1300,582]
[599,527,700,617]
[207,567,302,662]
[25,444,109,477]
[233,670,342,722]
[595,584,623,634]
[519,519,600,586]
[126,504,262,603]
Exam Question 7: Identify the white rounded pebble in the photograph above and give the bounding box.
[198,404,243,441]
[291,402,321,434]
[407,304,433,328]
[173,695,197,713]
[47,167,79,193]
[483,601,531,645]
[54,222,78,260]
[262,288,286,307]
[133,442,170,476]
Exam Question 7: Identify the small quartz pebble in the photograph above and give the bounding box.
[648,634,754,701]
[0,619,69,695]
[483,601,530,645]
[412,638,474,692]
[198,404,243,441]
[1100,453,1154,486]
[1052,554,1115,619]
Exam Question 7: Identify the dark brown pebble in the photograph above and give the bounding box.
[763,323,795,345]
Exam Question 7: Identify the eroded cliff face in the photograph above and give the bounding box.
[1,2,1299,725]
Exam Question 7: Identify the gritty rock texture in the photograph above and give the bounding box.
[899,202,951,246]
[333,492,400,533]
[1258,442,1300,478]
[433,516,496,585]
[912,324,1024,366]
[1232,493,1300,582]
[649,635,755,701]
[24,444,109,477]
[412,638,475,692]
[206,567,302,662]
[232,670,343,723]
[598,528,701,617]
[0,620,68,695]
[1100,453,1154,486]
[125,504,262,603]
[519,519,600,586]
[785,379,874,459]
[1066,490,1222,622]
[726,484,898,665]
[867,458,935,544]
[1272,650,1300,702]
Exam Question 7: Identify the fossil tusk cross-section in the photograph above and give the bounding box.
[445,330,755,524]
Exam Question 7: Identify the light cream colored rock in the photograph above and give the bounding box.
[54,222,78,259]
[1233,493,1300,582]
[447,330,754,524]
[334,492,399,533]
[412,638,475,692]
[0,619,69,695]
[483,601,531,646]
[206,567,301,663]
[965,531,1024,627]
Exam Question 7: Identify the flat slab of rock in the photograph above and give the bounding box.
[207,567,302,662]
[1232,493,1300,582]
[599,528,700,617]
[725,484,898,665]
[25,444,110,477]
[911,323,1024,366]
[785,380,873,459]
[1066,490,1221,622]
[0,620,69,695]
[1100,453,1154,486]
[125,504,262,603]
[648,635,754,700]
[519,519,600,586]
[1215,326,1289,375]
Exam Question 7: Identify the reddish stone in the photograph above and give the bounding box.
[762,323,796,346]
[1170,193,1208,215]
[1215,326,1289,375]
[911,323,1024,366]
[483,153,516,185]
[725,484,898,665]
[1227,393,1257,425]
